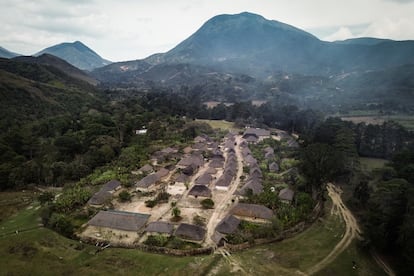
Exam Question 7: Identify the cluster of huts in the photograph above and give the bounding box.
[84,128,297,246]
[87,209,208,243]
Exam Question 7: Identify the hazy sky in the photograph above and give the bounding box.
[1,0,414,61]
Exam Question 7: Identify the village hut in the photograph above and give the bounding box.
[175,223,206,242]
[188,185,212,198]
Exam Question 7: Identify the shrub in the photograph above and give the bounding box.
[48,213,74,237]
[144,235,168,247]
[193,215,206,226]
[156,191,170,202]
[38,191,54,205]
[145,199,157,208]
[201,198,214,209]
[118,190,132,202]
[169,237,185,249]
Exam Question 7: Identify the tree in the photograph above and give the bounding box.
[200,198,214,209]
[171,206,181,218]
[398,186,414,275]
[334,127,359,172]
[118,190,132,202]
[300,143,342,199]
[366,179,408,251]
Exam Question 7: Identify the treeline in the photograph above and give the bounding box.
[1,87,221,190]
[351,151,414,275]
[295,117,414,274]
[2,85,413,191]
[127,90,414,158]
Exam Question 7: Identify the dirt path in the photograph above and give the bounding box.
[204,135,244,247]
[307,183,362,275]
[213,248,247,275]
[371,250,396,276]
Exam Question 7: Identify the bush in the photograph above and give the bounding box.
[53,185,91,213]
[193,215,206,226]
[48,213,74,237]
[145,199,157,208]
[118,190,132,202]
[144,235,168,247]
[201,198,214,209]
[156,191,170,202]
[169,237,185,249]
[38,191,54,205]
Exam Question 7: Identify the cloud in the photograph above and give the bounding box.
[1,0,414,61]
[360,18,414,40]
[384,0,414,3]
[324,27,355,41]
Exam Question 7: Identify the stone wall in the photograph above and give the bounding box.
[80,235,213,256]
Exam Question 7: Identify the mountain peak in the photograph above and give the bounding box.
[35,41,111,71]
[153,12,320,75]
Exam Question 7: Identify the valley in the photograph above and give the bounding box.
[0,8,413,276]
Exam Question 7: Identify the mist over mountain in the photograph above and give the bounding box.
[89,12,414,112]
[35,41,111,71]
[0,46,20,59]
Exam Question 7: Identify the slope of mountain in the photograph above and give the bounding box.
[0,46,20,58]
[91,59,152,84]
[146,12,322,76]
[13,54,98,85]
[0,58,102,127]
[89,12,414,113]
[35,41,111,71]
[95,12,414,80]
[155,12,414,76]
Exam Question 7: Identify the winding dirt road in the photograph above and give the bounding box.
[307,183,362,275]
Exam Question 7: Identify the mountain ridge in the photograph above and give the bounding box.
[0,46,20,59]
[35,41,111,71]
[13,54,98,85]
[95,12,414,78]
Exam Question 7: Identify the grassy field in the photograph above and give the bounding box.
[359,157,388,173]
[315,241,386,276]
[196,119,236,130]
[0,199,216,275]
[207,199,386,275]
[210,200,345,275]
[0,191,36,223]
[334,111,414,131]
[0,192,386,275]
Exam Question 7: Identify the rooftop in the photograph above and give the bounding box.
[88,210,150,231]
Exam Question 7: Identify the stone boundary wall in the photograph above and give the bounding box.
[80,235,213,256]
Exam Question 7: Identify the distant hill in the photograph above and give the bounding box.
[333,37,393,46]
[0,58,102,127]
[35,41,111,71]
[13,54,98,85]
[0,46,20,58]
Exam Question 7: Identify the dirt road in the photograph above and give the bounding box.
[307,183,362,275]
[204,135,244,247]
